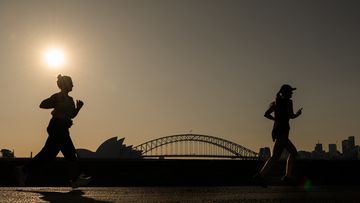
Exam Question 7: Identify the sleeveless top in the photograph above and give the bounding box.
[274,98,292,124]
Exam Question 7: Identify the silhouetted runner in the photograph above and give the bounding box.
[17,75,91,188]
[255,84,302,187]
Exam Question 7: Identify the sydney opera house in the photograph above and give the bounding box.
[76,137,142,159]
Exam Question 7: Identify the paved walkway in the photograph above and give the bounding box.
[1,186,359,203]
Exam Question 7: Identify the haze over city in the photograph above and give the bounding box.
[0,0,359,157]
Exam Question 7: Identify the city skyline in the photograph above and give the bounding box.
[1,1,360,157]
[1,134,358,159]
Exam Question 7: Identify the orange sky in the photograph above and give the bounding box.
[0,1,359,157]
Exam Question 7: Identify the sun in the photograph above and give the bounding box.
[43,48,66,69]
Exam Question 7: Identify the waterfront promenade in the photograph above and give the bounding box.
[1,159,359,202]
[2,186,360,203]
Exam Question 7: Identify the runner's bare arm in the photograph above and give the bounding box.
[288,100,302,119]
[39,95,56,109]
[71,100,84,118]
[264,102,275,120]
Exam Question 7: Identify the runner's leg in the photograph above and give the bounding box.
[59,129,81,181]
[259,138,285,177]
[284,139,297,177]
[23,134,60,173]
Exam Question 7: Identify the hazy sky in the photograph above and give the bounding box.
[1,0,360,157]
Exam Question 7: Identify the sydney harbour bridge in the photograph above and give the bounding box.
[134,134,258,160]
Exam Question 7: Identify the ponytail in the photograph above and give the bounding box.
[57,74,72,90]
[276,91,282,103]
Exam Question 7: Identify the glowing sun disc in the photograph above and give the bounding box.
[44,48,65,68]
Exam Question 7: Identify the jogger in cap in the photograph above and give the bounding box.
[255,84,302,186]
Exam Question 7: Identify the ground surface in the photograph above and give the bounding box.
[1,186,359,203]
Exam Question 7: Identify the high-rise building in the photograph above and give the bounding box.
[315,143,324,153]
[312,143,326,159]
[329,144,337,154]
[342,140,350,155]
[348,136,355,149]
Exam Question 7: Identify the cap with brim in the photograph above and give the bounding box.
[280,84,296,93]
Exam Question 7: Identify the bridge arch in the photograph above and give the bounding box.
[134,134,258,159]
